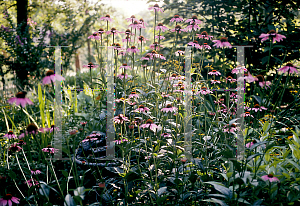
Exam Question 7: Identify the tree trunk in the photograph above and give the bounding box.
[75,51,81,73]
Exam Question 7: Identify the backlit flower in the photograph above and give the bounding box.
[117,73,128,79]
[4,131,17,139]
[175,50,185,56]
[42,145,59,154]
[119,63,131,70]
[161,133,172,138]
[185,22,200,32]
[237,72,258,83]
[212,37,232,48]
[208,70,221,76]
[100,14,113,22]
[125,15,137,22]
[138,35,149,43]
[129,21,144,29]
[232,65,247,74]
[155,35,165,40]
[106,28,123,36]
[185,15,202,25]
[188,40,200,49]
[88,32,101,40]
[251,104,267,112]
[196,31,213,40]
[42,69,65,85]
[278,63,298,74]
[259,30,286,43]
[161,104,177,113]
[0,194,20,206]
[148,4,164,12]
[8,91,33,107]
[9,143,22,152]
[155,23,169,32]
[198,43,211,50]
[134,105,150,113]
[128,91,139,99]
[196,87,213,95]
[261,174,280,183]
[127,45,140,53]
[171,25,185,33]
[31,169,41,175]
[140,119,159,132]
[170,14,184,23]
[246,140,257,148]
[25,178,39,187]
[114,114,129,124]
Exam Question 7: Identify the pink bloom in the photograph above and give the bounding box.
[161,133,172,138]
[125,15,137,22]
[211,80,221,84]
[175,50,185,56]
[161,104,177,113]
[4,131,17,139]
[185,23,200,32]
[119,64,131,70]
[212,37,232,48]
[250,104,267,112]
[31,169,41,175]
[88,32,101,40]
[127,46,139,53]
[140,119,159,132]
[188,41,200,49]
[259,30,286,43]
[115,98,128,103]
[208,70,221,76]
[82,137,98,142]
[100,14,113,22]
[115,139,128,144]
[261,174,280,183]
[83,63,99,68]
[155,23,169,32]
[171,25,185,33]
[159,54,166,60]
[199,43,211,50]
[259,81,271,89]
[185,15,202,25]
[170,15,184,23]
[242,112,254,118]
[117,73,128,79]
[150,42,164,50]
[139,18,147,26]
[128,92,139,99]
[232,66,247,74]
[9,143,22,152]
[0,194,20,206]
[226,76,236,83]
[8,91,33,107]
[278,63,298,74]
[138,35,148,43]
[196,88,213,95]
[237,72,258,83]
[129,21,145,29]
[25,178,39,187]
[155,35,165,40]
[114,114,129,124]
[106,28,123,36]
[196,31,213,40]
[69,129,78,135]
[148,4,164,13]
[42,70,65,85]
[134,105,150,113]
[42,145,59,154]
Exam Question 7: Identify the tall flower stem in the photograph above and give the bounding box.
[154,10,157,43]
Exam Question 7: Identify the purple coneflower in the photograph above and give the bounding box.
[125,15,137,22]
[259,81,271,89]
[0,194,20,206]
[140,119,159,132]
[83,63,99,68]
[31,169,41,175]
[26,123,38,135]
[148,4,164,12]
[171,25,185,33]
[185,22,200,32]
[155,23,169,32]
[114,114,129,124]
[115,139,128,144]
[246,140,257,148]
[4,131,17,139]
[119,63,131,70]
[150,42,164,50]
[261,174,280,183]
[161,104,177,113]
[232,65,247,74]
[98,28,105,34]
[134,105,150,113]
[211,80,221,84]
[129,91,139,99]
[250,104,267,112]
[196,31,213,40]
[259,29,286,43]
[237,72,258,83]
[138,35,148,43]
[117,72,129,79]
[170,14,184,23]
[42,69,65,85]
[226,76,236,83]
[161,133,172,138]
[25,178,39,187]
[129,20,144,29]
[198,43,211,50]
[208,69,221,76]
[106,28,123,36]
[185,15,202,25]
[278,63,298,74]
[159,54,166,60]
[127,45,140,53]
[155,35,165,40]
[188,40,200,49]
[100,14,113,22]
[175,50,185,56]
[242,112,253,118]
[88,32,101,40]
[196,87,213,95]
[9,143,22,152]
[212,37,232,48]
[82,136,98,142]
[139,18,147,26]
[42,145,59,154]
[8,91,33,107]
[17,140,26,146]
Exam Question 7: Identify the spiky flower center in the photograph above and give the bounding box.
[8,131,13,135]
[268,30,276,36]
[93,33,98,36]
[27,123,38,133]
[139,36,144,40]
[154,4,159,7]
[111,28,116,32]
[192,15,198,19]
[256,75,264,82]
[122,63,127,66]
[131,92,136,94]
[286,63,294,67]
[98,28,104,32]
[46,70,55,76]
[254,104,260,108]
[180,87,185,91]
[267,174,274,178]
[157,23,163,26]
[146,119,153,124]
[46,145,53,148]
[220,37,228,42]
[231,124,236,128]
[166,104,172,108]
[174,14,179,18]
[212,70,217,72]
[193,40,198,44]
[125,29,131,34]
[16,91,27,98]
[151,50,157,54]
[3,194,12,200]
[252,140,257,143]
[130,15,135,18]
[172,74,177,77]
[145,54,150,58]
[105,14,110,18]
[201,87,207,89]
[175,25,181,30]
[245,112,250,114]
[139,18,144,22]
[131,46,136,49]
[227,76,233,79]
[133,21,138,25]
[139,105,145,108]
[18,140,25,145]
[201,31,208,36]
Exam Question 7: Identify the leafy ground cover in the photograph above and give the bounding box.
[0,2,300,206]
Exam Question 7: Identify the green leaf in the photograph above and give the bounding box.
[262,121,270,133]
[205,182,232,199]
[8,170,16,180]
[289,144,300,160]
[61,170,69,178]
